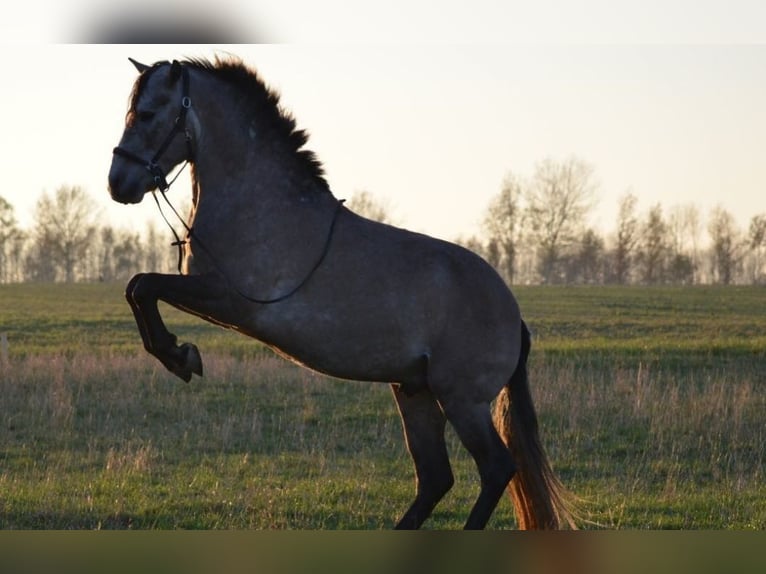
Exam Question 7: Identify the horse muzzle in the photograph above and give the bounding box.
[108,164,149,204]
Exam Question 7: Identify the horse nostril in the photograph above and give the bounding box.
[108,172,122,198]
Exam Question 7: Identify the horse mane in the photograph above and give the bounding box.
[129,56,329,191]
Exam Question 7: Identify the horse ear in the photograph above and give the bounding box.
[128,57,150,73]
[170,60,183,82]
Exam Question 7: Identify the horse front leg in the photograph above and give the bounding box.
[125,272,229,382]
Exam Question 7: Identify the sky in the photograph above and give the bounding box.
[1,5,765,243]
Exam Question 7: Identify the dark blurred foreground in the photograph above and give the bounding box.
[1,532,765,574]
[75,1,263,43]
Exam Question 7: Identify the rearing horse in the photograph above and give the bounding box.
[108,56,574,529]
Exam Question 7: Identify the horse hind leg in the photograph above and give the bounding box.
[441,397,516,529]
[391,385,454,529]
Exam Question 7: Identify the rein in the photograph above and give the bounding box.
[155,190,345,305]
[115,61,345,305]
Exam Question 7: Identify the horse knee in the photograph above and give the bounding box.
[125,273,147,302]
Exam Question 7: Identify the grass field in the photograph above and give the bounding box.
[0,282,764,529]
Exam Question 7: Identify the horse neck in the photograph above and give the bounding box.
[186,73,337,264]
[189,74,330,213]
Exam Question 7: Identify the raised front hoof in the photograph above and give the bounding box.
[181,343,204,377]
[164,343,204,383]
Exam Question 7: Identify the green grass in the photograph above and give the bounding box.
[0,283,262,358]
[0,283,764,529]
[515,284,766,357]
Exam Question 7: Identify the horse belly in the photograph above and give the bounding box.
[249,227,519,390]
[254,297,431,385]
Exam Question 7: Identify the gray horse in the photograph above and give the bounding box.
[108,56,575,529]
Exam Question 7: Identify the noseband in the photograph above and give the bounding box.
[112,63,193,192]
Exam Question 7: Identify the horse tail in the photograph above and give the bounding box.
[493,319,577,529]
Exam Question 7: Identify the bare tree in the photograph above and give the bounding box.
[667,203,701,284]
[708,206,742,285]
[666,252,695,285]
[683,204,702,283]
[638,204,669,284]
[747,214,766,284]
[25,231,58,282]
[484,238,502,272]
[97,226,117,281]
[565,228,605,284]
[143,222,164,272]
[483,173,524,284]
[612,191,640,284]
[454,234,487,259]
[31,185,99,282]
[0,196,24,283]
[346,190,398,225]
[113,229,144,280]
[525,157,597,284]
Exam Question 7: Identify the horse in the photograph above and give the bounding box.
[107,56,575,529]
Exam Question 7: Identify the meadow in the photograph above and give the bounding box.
[0,282,764,529]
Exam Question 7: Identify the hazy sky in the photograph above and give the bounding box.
[1,43,765,242]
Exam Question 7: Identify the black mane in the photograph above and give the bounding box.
[129,56,328,190]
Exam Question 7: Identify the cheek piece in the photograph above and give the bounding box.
[112,63,193,193]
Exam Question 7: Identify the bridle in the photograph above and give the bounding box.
[111,61,345,305]
[112,62,195,274]
[112,64,194,193]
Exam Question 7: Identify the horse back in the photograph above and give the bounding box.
[334,209,521,344]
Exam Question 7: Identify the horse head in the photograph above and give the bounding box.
[109,59,194,204]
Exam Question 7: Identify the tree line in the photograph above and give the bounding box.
[1,158,765,286]
[460,157,765,286]
[0,186,177,283]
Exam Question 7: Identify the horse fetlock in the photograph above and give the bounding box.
[180,342,204,377]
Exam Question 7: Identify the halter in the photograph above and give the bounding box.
[112,63,194,193]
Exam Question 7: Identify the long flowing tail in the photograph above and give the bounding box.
[493,320,577,529]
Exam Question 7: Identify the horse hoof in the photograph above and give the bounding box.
[181,343,204,378]
[174,367,193,383]
[163,357,192,383]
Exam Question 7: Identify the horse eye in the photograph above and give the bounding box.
[137,110,156,122]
